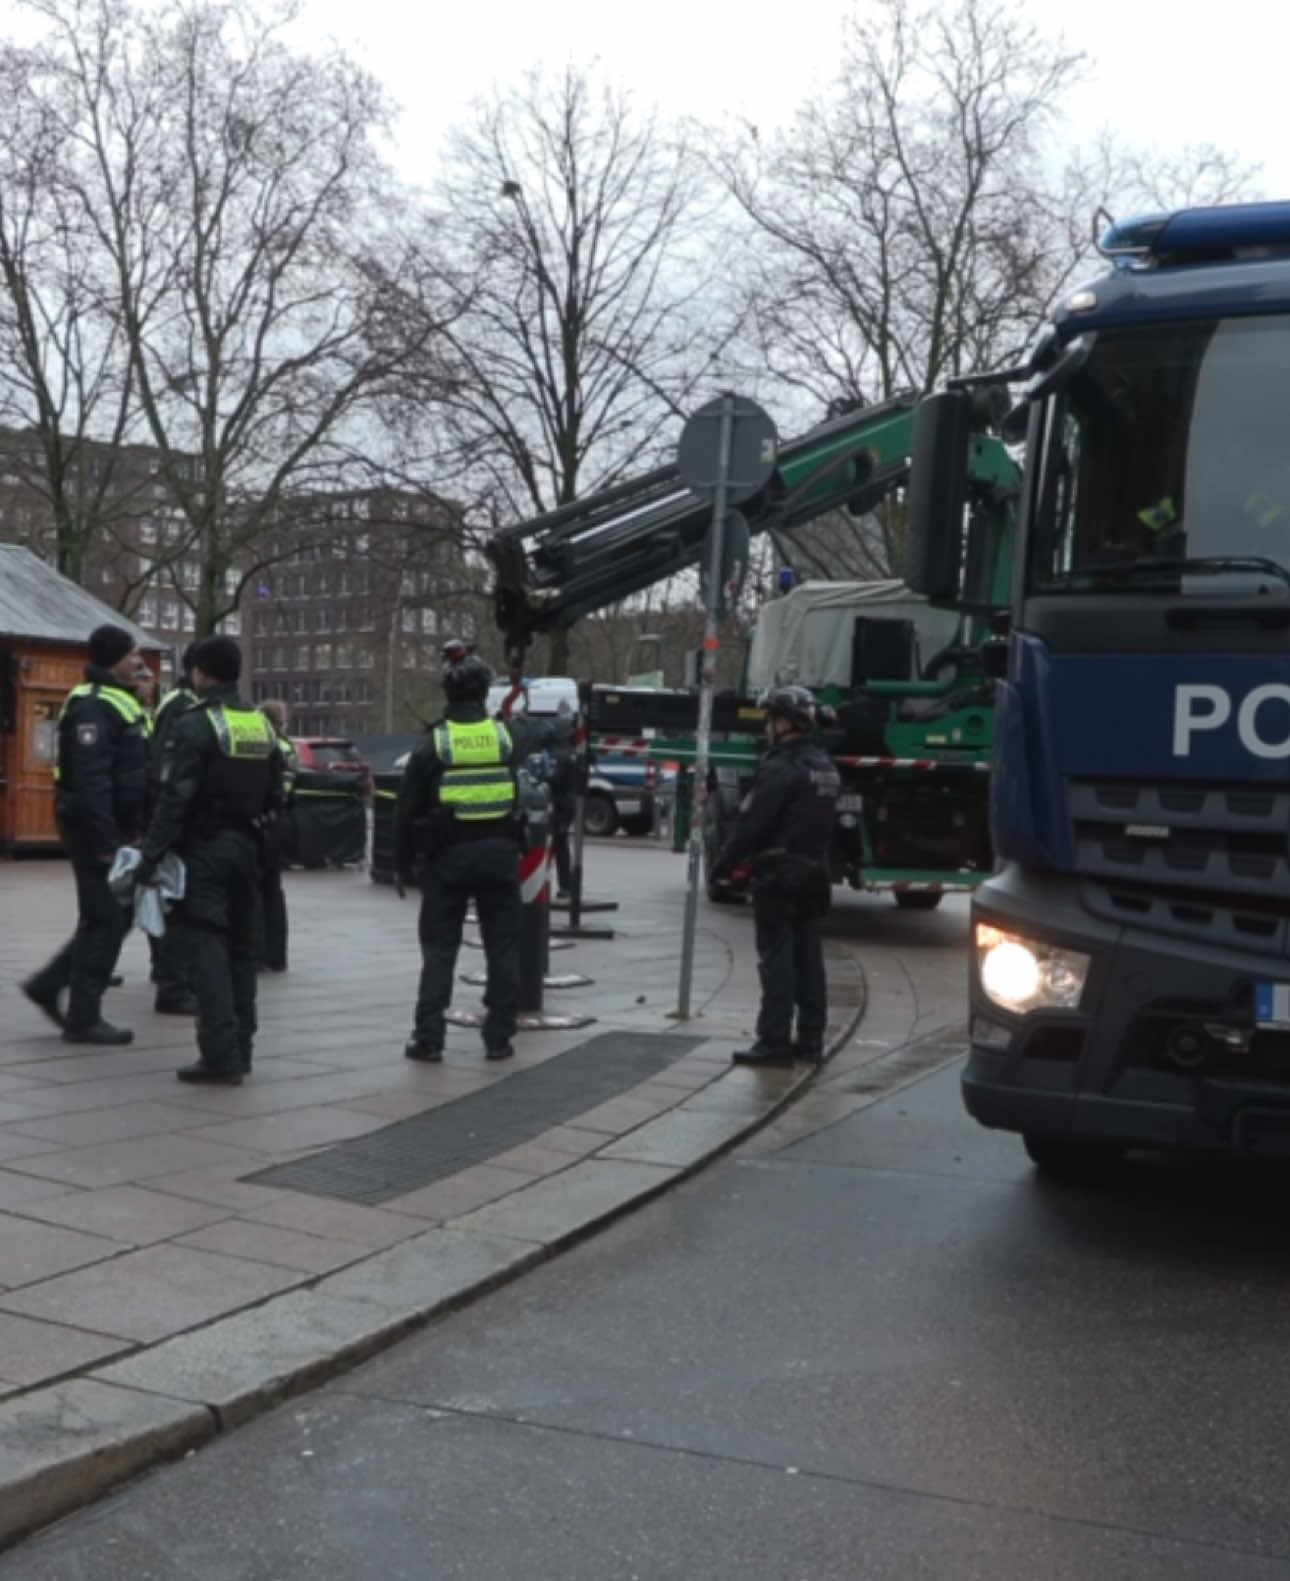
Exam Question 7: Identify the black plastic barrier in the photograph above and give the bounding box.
[286,768,367,870]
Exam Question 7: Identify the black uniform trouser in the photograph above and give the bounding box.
[752,883,828,1050]
[29,856,131,1032]
[177,828,261,1072]
[149,923,192,998]
[414,837,521,1051]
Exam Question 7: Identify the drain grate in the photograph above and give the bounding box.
[243,1031,705,1205]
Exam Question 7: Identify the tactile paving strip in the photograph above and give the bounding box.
[243,1031,705,1205]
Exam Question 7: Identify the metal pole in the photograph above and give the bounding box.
[676,392,735,1020]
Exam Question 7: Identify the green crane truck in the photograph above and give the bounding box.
[488,392,1018,906]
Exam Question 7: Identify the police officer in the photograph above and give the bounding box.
[22,624,150,1044]
[256,698,298,972]
[395,654,542,1063]
[146,644,201,1013]
[137,636,282,1085]
[710,685,839,1066]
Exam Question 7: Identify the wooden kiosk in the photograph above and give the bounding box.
[0,546,161,851]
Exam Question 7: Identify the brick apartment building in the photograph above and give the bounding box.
[243,488,484,737]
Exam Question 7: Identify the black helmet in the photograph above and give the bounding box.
[441,636,473,667]
[760,684,816,732]
[444,654,492,704]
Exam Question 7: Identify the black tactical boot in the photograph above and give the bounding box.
[731,1042,796,1067]
[485,1043,515,1062]
[62,1020,133,1046]
[176,1063,242,1086]
[21,980,64,1029]
[404,1039,443,1063]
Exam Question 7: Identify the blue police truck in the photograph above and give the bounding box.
[906,201,1290,1176]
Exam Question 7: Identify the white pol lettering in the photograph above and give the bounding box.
[1237,683,1290,759]
[1172,684,1230,756]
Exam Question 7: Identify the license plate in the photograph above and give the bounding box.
[1255,983,1290,1028]
[837,794,862,813]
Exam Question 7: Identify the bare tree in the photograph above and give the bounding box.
[0,39,163,583]
[10,0,455,633]
[424,65,739,670]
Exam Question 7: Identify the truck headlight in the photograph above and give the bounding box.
[975,923,1089,1014]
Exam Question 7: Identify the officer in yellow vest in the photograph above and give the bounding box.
[137,636,283,1085]
[23,624,150,1044]
[395,654,532,1062]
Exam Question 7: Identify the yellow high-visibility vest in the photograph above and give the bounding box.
[205,703,278,760]
[53,682,151,781]
[433,719,516,822]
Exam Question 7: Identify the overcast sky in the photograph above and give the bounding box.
[298,0,1290,199]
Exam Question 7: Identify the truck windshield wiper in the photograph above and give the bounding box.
[1043,556,1290,590]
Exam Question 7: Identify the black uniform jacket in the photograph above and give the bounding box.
[715,734,840,877]
[141,683,283,864]
[394,704,565,877]
[56,666,150,860]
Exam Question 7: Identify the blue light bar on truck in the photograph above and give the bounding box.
[1099,201,1290,266]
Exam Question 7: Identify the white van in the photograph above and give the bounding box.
[486,675,579,718]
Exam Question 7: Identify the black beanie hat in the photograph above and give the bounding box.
[189,635,242,684]
[88,624,135,670]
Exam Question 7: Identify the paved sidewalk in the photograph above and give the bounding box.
[0,840,866,1546]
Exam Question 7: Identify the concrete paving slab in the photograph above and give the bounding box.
[185,1105,387,1154]
[381,1162,536,1222]
[9,1185,232,1245]
[318,1227,543,1320]
[0,1215,125,1289]
[239,1195,428,1249]
[0,1171,70,1213]
[172,1219,368,1275]
[447,1159,678,1245]
[0,1377,213,1549]
[0,1243,303,1342]
[0,1312,129,1387]
[93,1288,421,1428]
[5,1101,222,1149]
[594,1108,759,1168]
[1,1133,262,1190]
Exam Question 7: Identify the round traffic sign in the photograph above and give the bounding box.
[677,394,778,504]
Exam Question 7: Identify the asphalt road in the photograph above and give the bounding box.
[9,892,1290,1580]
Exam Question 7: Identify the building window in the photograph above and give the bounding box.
[162,597,180,628]
[182,606,196,632]
[219,612,241,636]
[139,519,157,546]
[316,607,331,633]
[401,608,416,633]
[181,561,199,590]
[138,595,157,626]
[296,645,310,670]
[420,607,437,636]
[335,643,352,670]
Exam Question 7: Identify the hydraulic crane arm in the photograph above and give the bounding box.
[488,395,926,651]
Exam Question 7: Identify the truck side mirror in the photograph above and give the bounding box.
[905,391,974,602]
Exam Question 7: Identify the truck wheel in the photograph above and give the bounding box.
[582,792,618,839]
[894,890,942,911]
[1022,1133,1126,1182]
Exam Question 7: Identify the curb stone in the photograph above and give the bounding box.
[0,955,867,1553]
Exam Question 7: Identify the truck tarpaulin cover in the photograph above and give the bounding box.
[285,768,366,869]
[746,580,961,693]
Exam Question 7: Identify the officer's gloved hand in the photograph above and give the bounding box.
[135,856,159,888]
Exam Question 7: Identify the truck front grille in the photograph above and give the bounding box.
[1068,778,1290,903]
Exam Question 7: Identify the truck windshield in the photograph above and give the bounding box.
[1030,315,1290,594]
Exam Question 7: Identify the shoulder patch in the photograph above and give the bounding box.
[77,722,99,747]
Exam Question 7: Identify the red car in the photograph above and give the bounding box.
[290,737,373,795]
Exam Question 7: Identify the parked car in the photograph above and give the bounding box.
[291,737,373,796]
[586,753,678,839]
